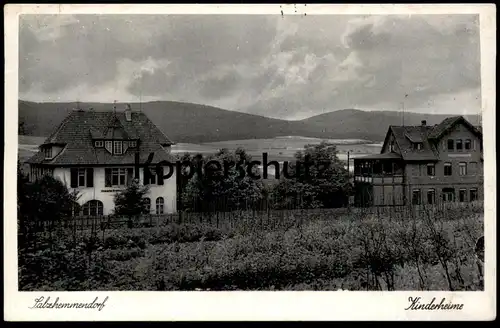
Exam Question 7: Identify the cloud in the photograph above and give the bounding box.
[19,14,481,119]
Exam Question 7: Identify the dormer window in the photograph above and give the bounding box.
[95,140,104,148]
[389,140,395,152]
[414,142,423,150]
[44,146,52,159]
[113,141,123,155]
[105,141,113,153]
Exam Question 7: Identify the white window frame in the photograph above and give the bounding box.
[105,141,113,153]
[111,168,127,186]
[459,162,467,176]
[44,147,52,159]
[156,197,165,214]
[129,140,137,148]
[456,139,463,151]
[77,168,87,187]
[113,141,123,155]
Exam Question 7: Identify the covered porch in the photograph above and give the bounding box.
[353,152,406,207]
[353,152,405,184]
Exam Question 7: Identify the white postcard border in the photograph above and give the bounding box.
[4,3,497,321]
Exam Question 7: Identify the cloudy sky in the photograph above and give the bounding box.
[19,14,481,120]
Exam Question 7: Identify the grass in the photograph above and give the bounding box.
[18,205,484,292]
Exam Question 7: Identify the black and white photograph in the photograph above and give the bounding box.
[5,4,496,321]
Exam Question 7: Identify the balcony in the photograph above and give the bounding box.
[353,152,405,185]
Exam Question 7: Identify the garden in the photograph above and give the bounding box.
[18,204,484,292]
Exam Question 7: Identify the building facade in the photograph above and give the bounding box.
[353,116,483,207]
[26,105,177,216]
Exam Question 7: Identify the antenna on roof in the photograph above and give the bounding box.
[402,94,408,127]
[139,78,143,112]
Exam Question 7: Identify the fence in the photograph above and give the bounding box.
[21,200,484,235]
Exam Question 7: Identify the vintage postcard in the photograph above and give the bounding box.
[4,3,496,321]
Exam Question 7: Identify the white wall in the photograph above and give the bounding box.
[53,166,177,216]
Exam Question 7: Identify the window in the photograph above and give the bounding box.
[78,168,86,187]
[70,168,93,188]
[81,200,103,217]
[427,163,435,176]
[442,188,455,202]
[459,189,467,202]
[414,142,423,150]
[44,147,52,159]
[459,162,467,176]
[389,140,395,152]
[112,168,127,186]
[105,168,132,187]
[444,162,452,176]
[129,141,137,148]
[470,188,478,202]
[412,189,421,205]
[456,139,463,151]
[427,189,436,205]
[447,139,454,151]
[113,141,123,155]
[465,139,472,150]
[95,140,104,147]
[156,197,164,214]
[143,198,151,214]
[105,141,113,153]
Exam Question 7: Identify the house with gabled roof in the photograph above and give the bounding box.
[353,116,483,207]
[26,104,177,216]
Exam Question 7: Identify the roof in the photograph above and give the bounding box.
[380,115,482,162]
[354,152,403,160]
[27,110,175,166]
[428,115,482,140]
[390,125,438,161]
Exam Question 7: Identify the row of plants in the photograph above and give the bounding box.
[19,206,484,291]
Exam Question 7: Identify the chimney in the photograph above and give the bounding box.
[421,120,427,126]
[125,104,132,122]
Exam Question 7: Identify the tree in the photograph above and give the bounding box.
[181,148,265,212]
[271,141,352,209]
[113,179,150,228]
[18,171,80,235]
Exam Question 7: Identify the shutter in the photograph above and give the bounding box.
[70,168,78,188]
[105,168,112,187]
[127,168,133,185]
[87,168,94,187]
[157,166,164,185]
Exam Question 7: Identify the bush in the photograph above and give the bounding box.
[19,206,484,291]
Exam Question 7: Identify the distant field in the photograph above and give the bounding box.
[17,135,383,169]
[18,135,46,145]
[202,137,382,163]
